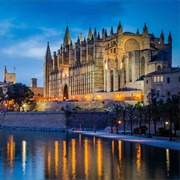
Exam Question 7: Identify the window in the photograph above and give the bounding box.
[167,92,171,96]
[114,48,116,53]
[179,76,180,82]
[161,76,163,82]
[167,77,170,83]
[154,77,156,83]
[157,76,160,82]
[146,80,148,84]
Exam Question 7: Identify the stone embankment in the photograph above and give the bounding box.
[0,111,109,131]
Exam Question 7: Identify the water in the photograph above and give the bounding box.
[0,130,179,180]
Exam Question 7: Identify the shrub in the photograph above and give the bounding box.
[158,127,173,137]
[133,126,148,134]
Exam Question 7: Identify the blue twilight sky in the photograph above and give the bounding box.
[0,0,179,87]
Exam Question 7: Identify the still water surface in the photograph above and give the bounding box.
[0,130,179,180]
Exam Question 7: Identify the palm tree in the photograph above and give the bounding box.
[111,103,124,134]
[165,95,180,140]
[126,104,136,135]
[144,104,153,137]
[134,101,145,132]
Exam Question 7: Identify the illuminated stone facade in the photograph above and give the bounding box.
[44,23,172,101]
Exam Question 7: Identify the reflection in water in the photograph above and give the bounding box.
[7,135,15,168]
[0,130,179,179]
[93,136,96,147]
[166,149,170,176]
[47,151,51,177]
[112,140,114,156]
[97,138,102,179]
[84,139,89,179]
[54,141,59,177]
[117,140,122,178]
[22,140,26,173]
[136,144,141,172]
[62,141,68,180]
[71,139,76,179]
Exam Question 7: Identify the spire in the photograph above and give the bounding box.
[80,32,83,42]
[87,26,92,40]
[110,26,113,34]
[142,23,148,36]
[117,21,123,34]
[63,25,71,46]
[168,31,172,45]
[45,42,52,62]
[160,30,164,45]
[94,28,97,39]
[136,29,139,34]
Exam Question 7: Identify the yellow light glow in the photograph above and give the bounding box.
[54,141,59,177]
[63,141,68,180]
[7,135,15,168]
[47,151,51,177]
[166,149,170,175]
[136,144,141,172]
[97,139,102,178]
[112,140,114,156]
[71,139,76,179]
[84,139,89,179]
[165,121,169,125]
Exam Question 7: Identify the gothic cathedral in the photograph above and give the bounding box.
[43,23,172,101]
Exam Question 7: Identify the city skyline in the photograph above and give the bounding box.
[0,0,179,87]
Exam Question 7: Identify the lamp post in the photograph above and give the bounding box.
[118,120,122,134]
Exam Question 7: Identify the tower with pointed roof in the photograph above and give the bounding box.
[44,23,173,102]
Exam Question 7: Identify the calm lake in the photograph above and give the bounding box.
[0,129,179,180]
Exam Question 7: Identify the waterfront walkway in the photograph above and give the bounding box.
[72,130,180,151]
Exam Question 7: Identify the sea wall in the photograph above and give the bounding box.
[0,111,109,131]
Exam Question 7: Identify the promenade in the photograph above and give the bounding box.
[72,130,180,151]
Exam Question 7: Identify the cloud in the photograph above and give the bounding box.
[0,19,27,37]
[1,36,61,60]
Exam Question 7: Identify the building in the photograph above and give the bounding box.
[4,66,16,84]
[144,67,180,104]
[44,23,172,102]
[29,78,44,102]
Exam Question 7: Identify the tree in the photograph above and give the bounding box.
[126,104,136,136]
[111,103,124,134]
[7,83,34,111]
[165,95,180,140]
[134,101,145,130]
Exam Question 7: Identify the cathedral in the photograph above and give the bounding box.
[43,22,172,102]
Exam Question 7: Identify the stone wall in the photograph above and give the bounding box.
[0,111,109,131]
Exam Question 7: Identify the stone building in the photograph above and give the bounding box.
[44,23,172,102]
[4,66,16,84]
[29,78,44,102]
[144,67,180,105]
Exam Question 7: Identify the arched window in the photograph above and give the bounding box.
[157,65,161,71]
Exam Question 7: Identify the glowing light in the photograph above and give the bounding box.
[54,141,59,177]
[112,140,114,156]
[47,151,51,177]
[136,144,141,172]
[71,139,76,179]
[22,140,27,173]
[84,139,89,179]
[165,121,169,125]
[63,141,68,180]
[7,135,15,168]
[166,149,170,176]
[118,120,122,125]
[97,139,103,178]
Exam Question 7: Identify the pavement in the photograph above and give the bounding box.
[72,130,180,151]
